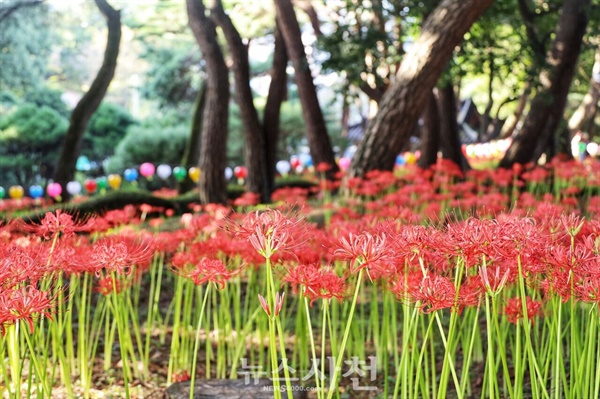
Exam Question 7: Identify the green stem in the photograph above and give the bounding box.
[189,284,212,399]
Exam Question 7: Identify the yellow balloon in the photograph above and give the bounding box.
[188,167,201,183]
[405,152,417,165]
[9,185,24,200]
[108,174,122,190]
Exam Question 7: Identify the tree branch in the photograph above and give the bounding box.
[0,0,44,23]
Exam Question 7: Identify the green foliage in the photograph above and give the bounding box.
[0,104,68,186]
[23,86,70,117]
[83,103,136,162]
[0,1,57,95]
[106,123,189,173]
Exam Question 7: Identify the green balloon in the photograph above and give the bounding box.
[0,186,5,199]
[173,166,187,182]
[96,176,108,190]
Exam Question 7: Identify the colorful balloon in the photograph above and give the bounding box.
[96,176,108,190]
[276,160,291,175]
[9,185,24,200]
[157,164,172,180]
[66,181,82,196]
[84,179,97,194]
[225,167,233,180]
[0,186,5,199]
[140,162,155,178]
[173,166,187,182]
[405,152,417,165]
[234,166,247,179]
[338,157,351,170]
[108,174,122,190]
[29,185,44,199]
[124,168,138,182]
[395,155,406,166]
[188,167,201,183]
[46,182,62,198]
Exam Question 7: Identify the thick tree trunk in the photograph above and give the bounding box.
[54,0,120,196]
[262,22,288,195]
[418,90,440,169]
[187,0,229,204]
[499,0,589,168]
[349,0,493,177]
[438,82,468,170]
[568,47,600,134]
[211,0,269,202]
[178,82,206,194]
[274,0,338,174]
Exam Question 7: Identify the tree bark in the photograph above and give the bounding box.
[501,82,531,138]
[54,0,120,196]
[568,46,600,134]
[274,0,338,174]
[262,22,288,195]
[437,82,468,170]
[418,90,440,169]
[178,81,206,194]
[499,0,590,168]
[349,0,493,177]
[187,0,229,204]
[211,0,269,202]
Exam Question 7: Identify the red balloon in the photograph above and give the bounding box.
[290,158,301,169]
[234,166,247,179]
[84,179,98,194]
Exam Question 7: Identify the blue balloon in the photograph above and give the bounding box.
[29,185,44,199]
[395,155,406,166]
[124,168,138,182]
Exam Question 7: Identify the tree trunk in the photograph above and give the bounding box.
[178,81,207,194]
[418,90,440,169]
[187,0,229,204]
[262,22,288,195]
[499,0,590,168]
[501,81,531,138]
[54,0,120,197]
[211,0,269,202]
[568,46,600,134]
[274,0,338,174]
[349,0,493,177]
[438,82,468,170]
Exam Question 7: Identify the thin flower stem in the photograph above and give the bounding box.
[22,323,51,398]
[326,268,364,399]
[303,296,322,398]
[189,283,212,399]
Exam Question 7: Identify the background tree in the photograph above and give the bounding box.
[350,0,494,177]
[54,0,121,196]
[500,0,590,167]
[274,0,338,173]
[186,0,230,204]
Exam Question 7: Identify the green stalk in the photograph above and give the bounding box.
[484,295,497,399]
[326,268,364,399]
[22,323,51,398]
[189,283,212,399]
[303,296,321,398]
[110,272,130,399]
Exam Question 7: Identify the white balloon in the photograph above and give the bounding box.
[225,167,233,180]
[587,142,599,157]
[156,164,172,179]
[276,160,291,175]
[66,181,82,196]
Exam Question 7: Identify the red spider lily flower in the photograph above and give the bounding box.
[231,209,309,260]
[575,278,600,304]
[172,370,191,383]
[284,264,348,305]
[414,274,456,313]
[95,276,124,295]
[233,192,261,207]
[258,291,285,317]
[316,162,332,173]
[0,286,55,335]
[457,277,484,311]
[389,271,423,303]
[479,264,511,296]
[333,231,396,276]
[31,210,89,239]
[504,296,543,325]
[91,236,155,276]
[186,258,237,289]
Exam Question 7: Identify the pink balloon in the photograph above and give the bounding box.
[46,182,62,198]
[140,162,155,177]
[339,157,351,170]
